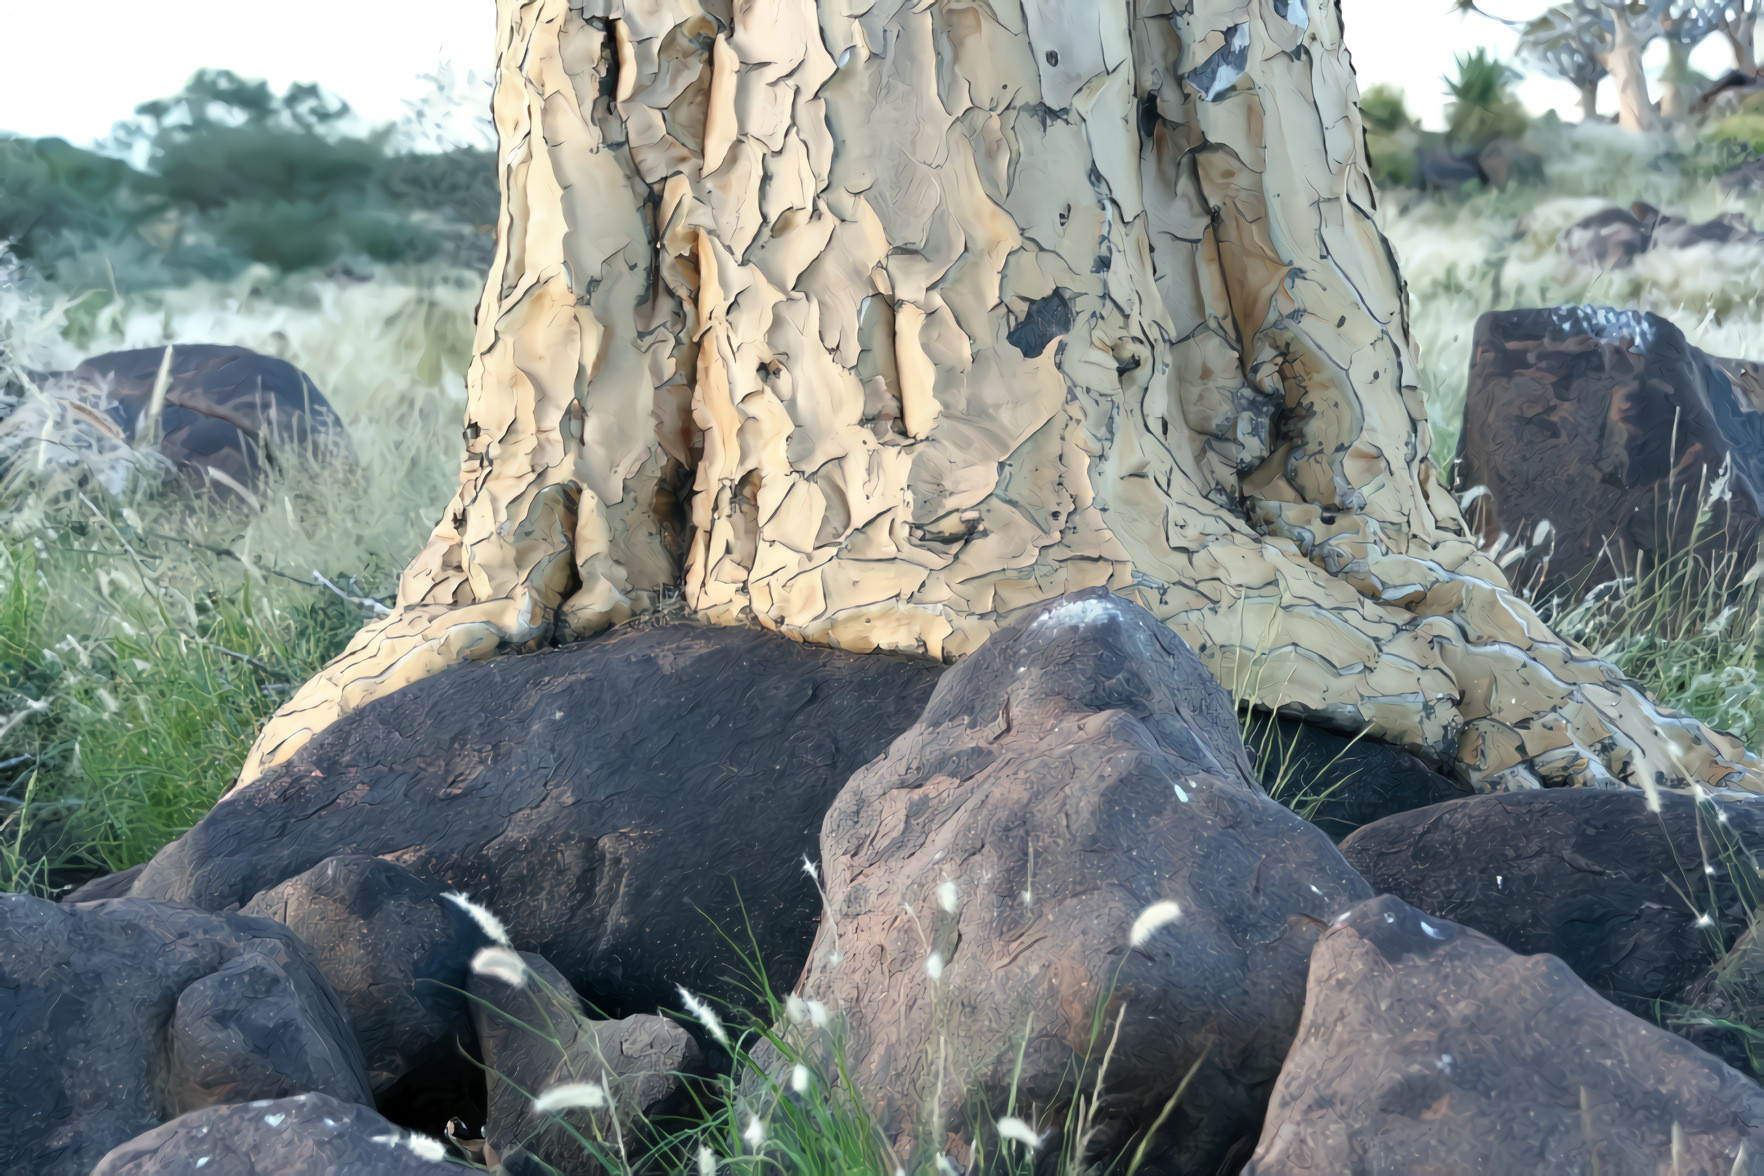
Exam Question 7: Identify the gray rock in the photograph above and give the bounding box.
[241,854,491,1093]
[0,894,368,1175]
[470,951,701,1174]
[1340,788,1764,1019]
[130,624,943,1025]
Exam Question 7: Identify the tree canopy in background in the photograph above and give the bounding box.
[0,68,497,286]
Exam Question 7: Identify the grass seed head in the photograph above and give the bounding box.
[471,946,527,988]
[791,1063,812,1094]
[996,1116,1047,1150]
[444,891,512,947]
[743,1114,766,1149]
[1129,900,1183,947]
[533,1081,609,1114]
[697,1145,718,1176]
[678,986,731,1049]
[936,880,959,913]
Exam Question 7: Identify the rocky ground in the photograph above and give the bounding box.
[7,579,1764,1173]
[15,105,1764,1175]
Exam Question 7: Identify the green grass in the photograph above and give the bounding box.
[0,254,475,894]
[455,917,1198,1176]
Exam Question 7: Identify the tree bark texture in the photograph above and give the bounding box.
[241,0,1758,796]
[1579,79,1601,122]
[1600,7,1660,133]
[1725,6,1760,75]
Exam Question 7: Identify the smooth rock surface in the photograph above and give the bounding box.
[791,589,1374,1172]
[470,951,701,1174]
[1242,894,1764,1176]
[1340,788,1764,1018]
[89,1093,456,1175]
[131,623,943,1021]
[66,344,352,492]
[240,854,491,1094]
[1245,714,1469,841]
[0,894,368,1175]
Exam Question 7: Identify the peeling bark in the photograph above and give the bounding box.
[242,0,1759,796]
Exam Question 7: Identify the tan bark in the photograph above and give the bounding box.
[1725,6,1760,75]
[241,0,1758,797]
[1601,6,1660,132]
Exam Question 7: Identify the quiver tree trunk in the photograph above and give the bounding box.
[242,0,1758,797]
[1725,4,1761,75]
[1600,6,1660,132]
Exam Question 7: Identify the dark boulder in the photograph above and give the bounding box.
[130,622,943,1023]
[1674,924,1764,1079]
[470,950,701,1174]
[1245,714,1469,841]
[1339,788,1764,1018]
[60,863,145,902]
[1417,147,1483,191]
[64,344,352,494]
[240,855,492,1094]
[1562,202,1760,271]
[1475,137,1542,190]
[1455,306,1764,593]
[89,1093,457,1175]
[789,589,1374,1172]
[1241,894,1764,1175]
[0,894,369,1175]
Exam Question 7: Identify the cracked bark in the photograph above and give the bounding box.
[241,0,1758,796]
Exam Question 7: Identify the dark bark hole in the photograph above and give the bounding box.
[1008,291,1075,359]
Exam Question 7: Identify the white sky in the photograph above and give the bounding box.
[0,0,1745,143]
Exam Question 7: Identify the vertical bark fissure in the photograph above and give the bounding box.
[241,0,1757,799]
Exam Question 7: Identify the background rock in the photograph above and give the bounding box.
[1244,714,1469,841]
[1562,203,1760,271]
[89,1093,456,1175]
[1456,306,1764,593]
[240,854,491,1097]
[130,622,942,1023]
[0,894,367,1175]
[1242,894,1764,1176]
[791,589,1373,1173]
[1340,789,1764,1019]
[63,343,352,494]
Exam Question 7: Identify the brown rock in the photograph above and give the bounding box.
[1455,307,1764,593]
[130,623,942,1026]
[1340,789,1764,1021]
[90,1093,457,1175]
[469,951,701,1175]
[66,343,352,495]
[240,855,493,1094]
[1241,894,1764,1176]
[1561,202,1760,271]
[790,589,1373,1172]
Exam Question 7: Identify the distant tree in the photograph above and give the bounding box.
[1445,50,1532,148]
[1715,0,1763,73]
[1508,4,1611,119]
[1464,1,1674,131]
[1661,2,1725,116]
